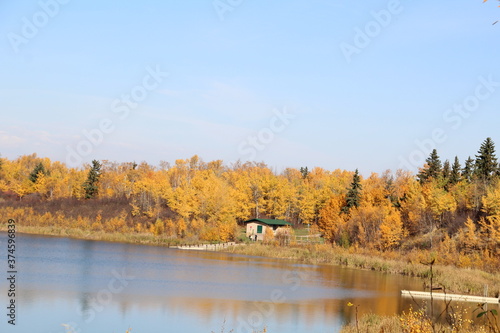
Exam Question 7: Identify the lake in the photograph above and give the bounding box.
[0,232,425,333]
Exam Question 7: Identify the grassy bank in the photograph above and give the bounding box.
[0,225,197,247]
[226,243,500,298]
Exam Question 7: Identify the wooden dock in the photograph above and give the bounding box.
[401,290,500,304]
[171,242,237,251]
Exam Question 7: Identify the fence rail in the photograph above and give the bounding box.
[294,234,323,244]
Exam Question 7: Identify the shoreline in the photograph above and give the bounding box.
[3,225,500,299]
[225,243,500,299]
[0,225,185,248]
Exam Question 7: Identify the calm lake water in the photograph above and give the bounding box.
[0,232,425,333]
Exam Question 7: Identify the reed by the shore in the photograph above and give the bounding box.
[1,225,197,247]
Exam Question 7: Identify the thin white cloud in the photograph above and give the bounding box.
[0,131,25,147]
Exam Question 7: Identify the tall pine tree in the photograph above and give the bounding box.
[83,160,101,199]
[442,160,451,183]
[463,156,475,183]
[299,166,309,179]
[450,156,462,185]
[475,137,499,183]
[29,162,47,183]
[417,149,442,184]
[343,169,362,213]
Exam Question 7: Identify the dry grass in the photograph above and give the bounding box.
[340,311,494,333]
[1,225,186,247]
[340,313,401,333]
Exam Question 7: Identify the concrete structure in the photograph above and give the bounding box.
[244,218,292,241]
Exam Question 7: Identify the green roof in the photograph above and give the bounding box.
[243,218,292,226]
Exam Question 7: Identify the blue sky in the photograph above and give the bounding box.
[1,0,499,174]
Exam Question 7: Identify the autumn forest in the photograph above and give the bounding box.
[1,138,500,272]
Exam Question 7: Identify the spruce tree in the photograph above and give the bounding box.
[83,160,102,199]
[450,156,462,185]
[442,160,451,182]
[417,149,442,184]
[475,137,499,183]
[300,166,309,179]
[463,156,475,183]
[343,169,362,213]
[29,162,46,183]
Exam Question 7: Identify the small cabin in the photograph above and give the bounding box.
[244,218,292,241]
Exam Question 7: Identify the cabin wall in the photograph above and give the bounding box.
[246,222,269,241]
[246,222,290,241]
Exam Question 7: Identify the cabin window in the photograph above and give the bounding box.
[257,225,263,234]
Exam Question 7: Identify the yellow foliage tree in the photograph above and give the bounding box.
[379,206,404,250]
[299,187,316,225]
[317,194,346,244]
[264,227,274,244]
[480,184,500,252]
[457,217,479,254]
[423,182,457,224]
[362,172,389,207]
[176,218,187,238]
[399,179,427,235]
[348,204,383,247]
[151,219,165,236]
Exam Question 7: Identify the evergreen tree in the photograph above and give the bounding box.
[475,137,499,183]
[463,156,475,183]
[442,160,451,182]
[83,160,102,199]
[29,162,47,183]
[450,156,462,185]
[299,166,309,179]
[343,169,362,213]
[417,149,442,184]
[384,174,400,208]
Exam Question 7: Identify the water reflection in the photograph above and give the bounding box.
[0,232,459,333]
